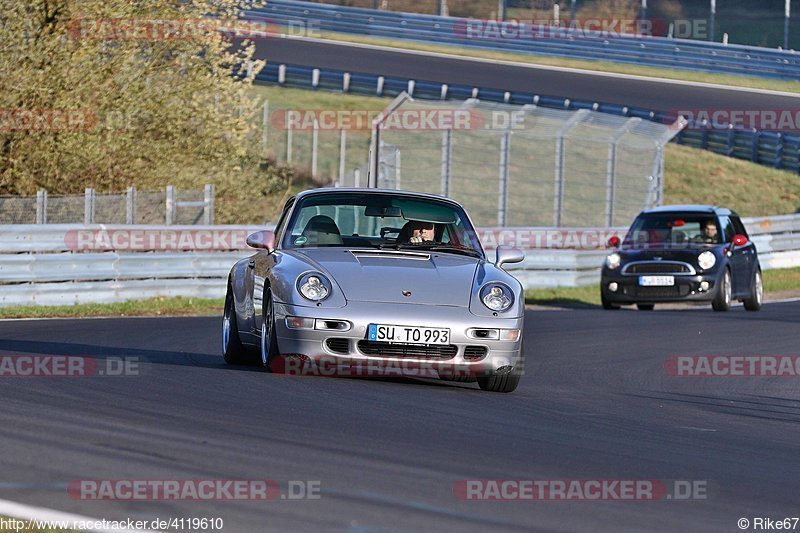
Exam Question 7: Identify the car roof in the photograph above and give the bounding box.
[293,187,461,205]
[640,205,734,216]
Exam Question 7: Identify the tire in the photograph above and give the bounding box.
[743,269,763,312]
[260,287,279,371]
[712,268,732,312]
[477,341,523,393]
[477,370,521,393]
[223,285,250,365]
[637,304,655,311]
[601,293,620,310]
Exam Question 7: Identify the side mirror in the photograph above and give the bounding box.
[608,235,621,248]
[496,246,525,268]
[246,230,274,250]
[732,234,748,247]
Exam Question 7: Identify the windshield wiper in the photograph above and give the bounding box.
[389,242,481,258]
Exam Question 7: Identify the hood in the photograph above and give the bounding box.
[292,248,480,306]
[618,246,716,264]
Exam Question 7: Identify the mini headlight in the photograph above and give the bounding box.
[606,253,621,270]
[698,251,716,270]
[297,273,331,301]
[482,285,513,312]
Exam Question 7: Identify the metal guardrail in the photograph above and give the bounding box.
[252,0,800,80]
[255,62,800,174]
[0,215,797,306]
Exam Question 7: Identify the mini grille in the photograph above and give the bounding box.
[626,286,690,298]
[357,341,457,359]
[325,338,350,354]
[463,346,488,361]
[627,263,691,274]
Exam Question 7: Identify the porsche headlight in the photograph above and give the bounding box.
[606,253,621,270]
[297,273,331,301]
[698,251,716,270]
[481,284,513,312]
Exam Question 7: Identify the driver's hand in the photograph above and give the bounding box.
[410,235,422,243]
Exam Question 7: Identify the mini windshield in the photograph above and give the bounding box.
[281,192,484,257]
[623,213,721,247]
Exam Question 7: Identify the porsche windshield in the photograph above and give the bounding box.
[281,192,483,257]
[623,213,721,248]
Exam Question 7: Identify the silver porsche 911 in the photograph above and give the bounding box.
[222,188,526,392]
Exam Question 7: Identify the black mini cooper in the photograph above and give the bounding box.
[600,206,762,312]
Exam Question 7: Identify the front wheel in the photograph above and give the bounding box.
[601,293,620,310]
[712,269,732,312]
[260,287,279,371]
[223,285,251,365]
[743,269,763,311]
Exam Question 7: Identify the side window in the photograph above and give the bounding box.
[718,216,735,243]
[731,216,749,238]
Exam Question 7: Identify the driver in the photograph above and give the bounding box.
[404,221,435,243]
[694,220,719,244]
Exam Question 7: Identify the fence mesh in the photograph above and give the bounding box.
[375,97,682,227]
[0,188,212,225]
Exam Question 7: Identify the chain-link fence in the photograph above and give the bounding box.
[370,95,684,228]
[0,185,215,225]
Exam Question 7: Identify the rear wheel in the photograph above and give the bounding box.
[223,285,250,365]
[712,269,732,312]
[743,269,763,311]
[637,304,655,311]
[601,293,620,310]
[260,287,279,371]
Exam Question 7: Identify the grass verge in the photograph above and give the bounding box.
[311,31,800,94]
[525,267,800,307]
[0,297,224,320]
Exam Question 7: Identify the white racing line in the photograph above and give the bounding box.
[0,498,160,533]
[279,34,800,98]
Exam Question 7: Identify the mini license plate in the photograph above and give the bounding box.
[639,275,675,286]
[368,324,450,345]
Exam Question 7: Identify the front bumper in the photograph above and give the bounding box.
[272,300,524,378]
[601,268,724,304]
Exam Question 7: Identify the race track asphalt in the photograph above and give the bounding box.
[253,38,800,112]
[1,302,798,532]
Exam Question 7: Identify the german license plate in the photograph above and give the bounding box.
[639,275,675,286]
[368,324,450,345]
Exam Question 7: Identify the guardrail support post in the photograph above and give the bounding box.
[84,188,95,225]
[606,118,641,226]
[286,123,293,164]
[354,168,361,188]
[126,186,136,224]
[203,184,214,225]
[36,190,47,224]
[311,119,319,178]
[166,185,176,225]
[338,129,347,186]
[262,101,270,156]
[498,130,510,227]
[343,72,351,93]
[441,127,452,197]
[554,109,589,227]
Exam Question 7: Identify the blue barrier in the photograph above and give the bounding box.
[255,62,800,174]
[250,0,800,80]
